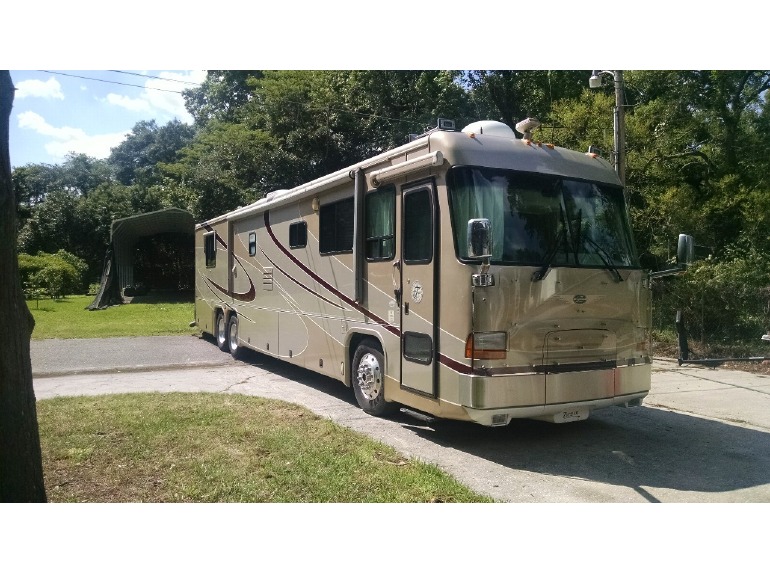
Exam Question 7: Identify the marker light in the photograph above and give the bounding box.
[465,332,507,360]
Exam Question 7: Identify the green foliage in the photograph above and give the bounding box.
[12,70,770,348]
[108,119,195,186]
[654,247,770,344]
[182,71,262,126]
[19,250,88,298]
[464,70,589,129]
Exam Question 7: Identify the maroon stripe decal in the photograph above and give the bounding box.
[202,224,228,249]
[202,276,229,305]
[262,249,344,309]
[264,211,400,337]
[438,354,473,375]
[203,276,229,299]
[261,210,477,376]
[201,259,256,302]
[231,256,257,302]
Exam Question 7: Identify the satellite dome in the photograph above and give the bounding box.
[461,120,516,138]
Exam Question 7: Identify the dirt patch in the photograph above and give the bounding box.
[654,341,770,376]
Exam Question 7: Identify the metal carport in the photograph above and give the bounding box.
[88,207,194,309]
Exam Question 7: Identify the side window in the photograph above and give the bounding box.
[319,197,354,254]
[403,187,433,264]
[204,232,216,268]
[403,331,433,364]
[248,232,257,256]
[289,221,307,249]
[365,185,395,261]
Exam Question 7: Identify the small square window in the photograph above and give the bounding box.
[290,221,307,248]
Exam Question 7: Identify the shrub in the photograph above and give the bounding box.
[18,250,88,299]
[653,247,770,345]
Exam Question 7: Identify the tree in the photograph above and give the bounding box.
[108,119,195,186]
[168,69,473,213]
[58,152,112,196]
[12,162,61,206]
[464,70,589,129]
[182,71,262,126]
[17,189,80,257]
[0,70,47,502]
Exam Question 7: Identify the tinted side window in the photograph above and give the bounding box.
[249,232,257,256]
[289,222,307,249]
[365,185,395,261]
[204,233,216,268]
[319,197,354,254]
[403,188,433,264]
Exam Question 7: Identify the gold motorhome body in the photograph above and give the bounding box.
[194,120,651,426]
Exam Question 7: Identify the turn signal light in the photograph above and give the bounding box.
[465,332,507,360]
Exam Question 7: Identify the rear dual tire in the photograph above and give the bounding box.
[215,311,244,360]
[215,311,228,351]
[226,314,245,360]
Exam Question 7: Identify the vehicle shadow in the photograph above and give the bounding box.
[233,345,770,499]
[402,406,770,499]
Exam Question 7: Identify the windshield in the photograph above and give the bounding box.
[447,166,639,268]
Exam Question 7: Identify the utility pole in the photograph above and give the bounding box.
[590,70,626,186]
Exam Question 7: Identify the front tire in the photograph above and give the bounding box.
[215,311,228,351]
[352,343,398,416]
[227,314,245,360]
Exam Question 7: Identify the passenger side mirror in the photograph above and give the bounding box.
[649,233,696,279]
[467,219,492,259]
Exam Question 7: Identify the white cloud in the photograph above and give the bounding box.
[103,70,206,124]
[15,77,64,100]
[17,111,129,160]
[106,93,152,113]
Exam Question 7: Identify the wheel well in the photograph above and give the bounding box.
[347,333,383,386]
[215,306,231,323]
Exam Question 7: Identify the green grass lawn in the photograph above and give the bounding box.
[30,294,492,502]
[38,393,492,503]
[28,294,196,339]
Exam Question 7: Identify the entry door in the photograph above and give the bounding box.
[400,182,437,396]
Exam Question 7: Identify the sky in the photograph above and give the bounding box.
[4,0,750,172]
[8,70,206,169]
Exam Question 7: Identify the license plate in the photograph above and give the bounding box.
[554,408,589,423]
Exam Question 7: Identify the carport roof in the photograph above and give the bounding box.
[111,207,194,244]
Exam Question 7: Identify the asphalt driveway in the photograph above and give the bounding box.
[30,335,770,502]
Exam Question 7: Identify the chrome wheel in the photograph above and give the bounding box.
[227,314,244,360]
[228,316,238,354]
[356,352,383,402]
[351,343,398,416]
[215,312,227,351]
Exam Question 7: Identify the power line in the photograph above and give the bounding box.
[107,70,202,86]
[36,70,191,94]
[34,69,424,129]
[33,70,474,134]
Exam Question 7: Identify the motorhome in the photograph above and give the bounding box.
[194,118,657,426]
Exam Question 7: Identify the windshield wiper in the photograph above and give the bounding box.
[532,227,566,281]
[582,235,623,282]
